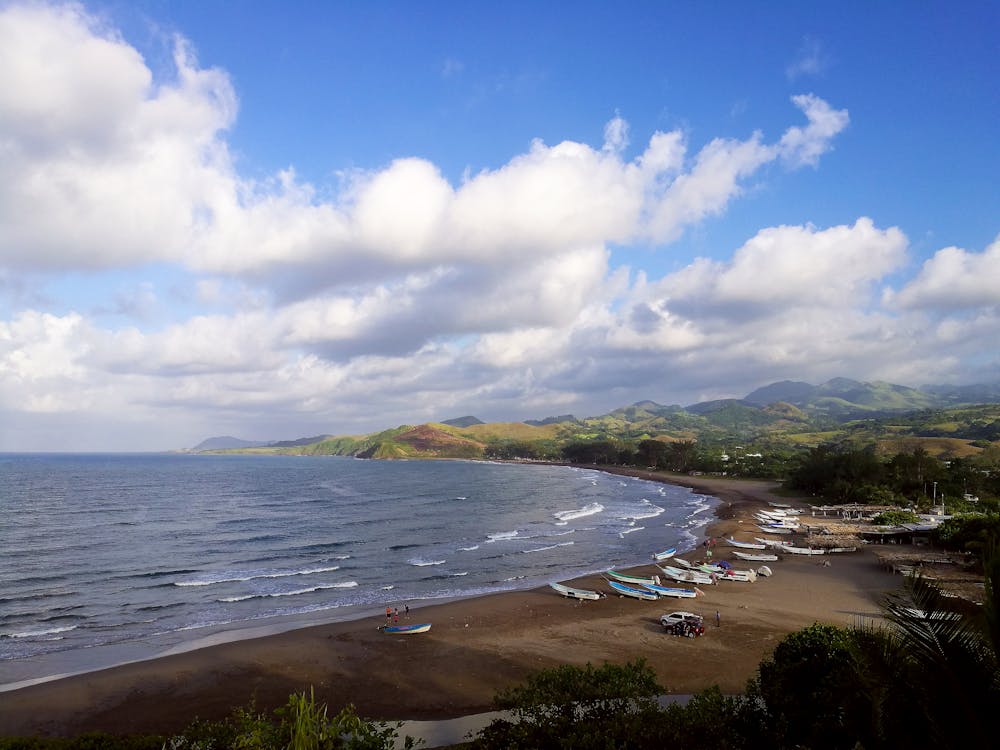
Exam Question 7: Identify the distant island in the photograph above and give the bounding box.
[191,377,1000,469]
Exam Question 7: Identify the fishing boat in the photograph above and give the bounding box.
[733,550,779,562]
[725,537,766,550]
[606,570,661,586]
[779,544,825,555]
[381,623,432,634]
[607,579,659,600]
[755,537,788,548]
[658,565,714,585]
[549,582,602,600]
[757,524,793,534]
[641,583,698,598]
[651,547,677,561]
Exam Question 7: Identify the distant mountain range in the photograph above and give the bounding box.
[192,377,1000,460]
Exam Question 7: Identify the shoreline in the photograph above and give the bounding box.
[0,463,716,693]
[0,469,904,738]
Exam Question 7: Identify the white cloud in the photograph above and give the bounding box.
[11,3,991,452]
[892,234,1000,309]
[778,93,850,167]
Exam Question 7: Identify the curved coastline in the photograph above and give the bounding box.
[0,467,904,738]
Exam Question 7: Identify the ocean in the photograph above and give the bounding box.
[0,453,717,687]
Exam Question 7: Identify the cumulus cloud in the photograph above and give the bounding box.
[9,2,992,452]
[0,2,848,286]
[891,234,1000,310]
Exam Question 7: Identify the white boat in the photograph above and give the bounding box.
[757,524,793,534]
[549,582,602,600]
[606,570,660,586]
[651,547,677,561]
[697,563,757,582]
[779,544,825,555]
[826,546,858,553]
[726,537,766,550]
[672,558,696,569]
[607,580,659,600]
[641,583,698,599]
[755,537,788,548]
[658,565,714,585]
[733,550,779,562]
[757,565,773,577]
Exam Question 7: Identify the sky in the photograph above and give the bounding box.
[0,1,998,451]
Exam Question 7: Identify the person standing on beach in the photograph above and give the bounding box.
[385,607,392,624]
[404,604,410,617]
[716,610,721,627]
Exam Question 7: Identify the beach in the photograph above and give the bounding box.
[0,472,904,738]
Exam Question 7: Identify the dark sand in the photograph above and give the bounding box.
[0,471,903,737]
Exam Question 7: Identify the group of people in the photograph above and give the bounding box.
[383,604,410,625]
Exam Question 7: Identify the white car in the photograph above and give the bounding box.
[660,611,705,635]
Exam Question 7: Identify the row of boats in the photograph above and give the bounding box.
[549,548,769,602]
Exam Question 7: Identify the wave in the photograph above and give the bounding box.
[523,541,575,553]
[486,531,519,542]
[1,624,78,640]
[458,544,480,551]
[619,526,645,537]
[552,502,604,522]
[408,559,446,567]
[219,582,358,603]
[449,571,469,577]
[175,565,341,587]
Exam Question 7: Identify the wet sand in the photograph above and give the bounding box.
[0,471,903,737]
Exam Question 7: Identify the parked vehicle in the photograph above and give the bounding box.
[660,611,705,637]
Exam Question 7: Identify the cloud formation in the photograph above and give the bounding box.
[0,2,996,450]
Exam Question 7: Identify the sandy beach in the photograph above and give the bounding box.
[0,471,904,738]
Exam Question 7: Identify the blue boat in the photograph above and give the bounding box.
[381,623,432,634]
[607,579,658,600]
[641,583,698,599]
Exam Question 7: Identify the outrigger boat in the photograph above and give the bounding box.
[549,582,602,600]
[651,547,677,561]
[607,579,659,600]
[606,570,661,586]
[725,537,766,550]
[641,583,698,599]
[733,550,779,562]
[381,623,432,634]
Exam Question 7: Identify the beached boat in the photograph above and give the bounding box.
[733,550,779,562]
[606,570,661,586]
[754,537,788,548]
[651,547,677,561]
[757,565,773,577]
[757,524,793,534]
[658,565,715,585]
[779,544,825,555]
[641,582,698,598]
[607,579,659,600]
[381,623,432,634]
[697,563,757,581]
[826,546,858,553]
[726,537,766,550]
[549,582,602,600]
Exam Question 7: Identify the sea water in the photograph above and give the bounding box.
[0,453,716,686]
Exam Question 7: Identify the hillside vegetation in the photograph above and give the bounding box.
[196,377,1000,471]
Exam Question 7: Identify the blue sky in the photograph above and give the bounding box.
[0,1,998,450]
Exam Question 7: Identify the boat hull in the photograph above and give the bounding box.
[549,582,602,600]
[381,624,432,634]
